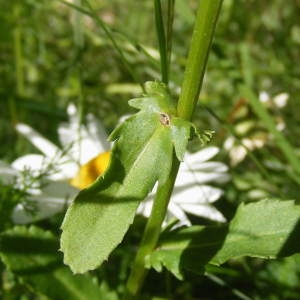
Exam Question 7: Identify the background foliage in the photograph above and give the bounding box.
[0,0,300,299]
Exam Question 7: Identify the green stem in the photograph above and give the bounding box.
[13,3,25,97]
[239,42,254,88]
[177,0,223,120]
[124,1,223,298]
[8,97,18,125]
[123,159,180,299]
[72,0,85,165]
[154,0,168,85]
[73,0,85,120]
[74,0,84,50]
[166,0,175,77]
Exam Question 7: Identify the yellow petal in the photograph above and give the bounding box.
[70,151,110,189]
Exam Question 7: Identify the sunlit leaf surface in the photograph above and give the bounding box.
[61,82,193,273]
[147,199,300,279]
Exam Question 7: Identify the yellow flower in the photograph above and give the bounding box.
[70,151,110,189]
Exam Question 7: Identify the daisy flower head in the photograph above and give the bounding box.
[13,104,110,181]
[10,104,110,223]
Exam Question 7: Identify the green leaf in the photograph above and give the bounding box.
[212,199,300,265]
[0,226,102,300]
[146,225,226,279]
[147,199,300,279]
[129,81,176,114]
[171,118,193,161]
[61,81,194,273]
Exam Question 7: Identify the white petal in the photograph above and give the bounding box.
[176,168,229,185]
[67,103,78,118]
[46,160,79,180]
[16,123,62,159]
[224,136,235,150]
[181,161,228,173]
[259,91,270,102]
[57,125,77,149]
[273,93,289,108]
[58,104,83,159]
[175,170,196,186]
[137,200,153,218]
[69,130,105,164]
[66,103,80,130]
[194,172,230,184]
[229,145,247,165]
[179,203,226,222]
[86,114,110,152]
[167,202,191,226]
[172,185,223,204]
[58,114,110,165]
[11,154,78,181]
[184,147,219,164]
[12,154,46,171]
[12,195,70,224]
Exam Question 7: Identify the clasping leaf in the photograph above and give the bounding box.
[61,82,194,273]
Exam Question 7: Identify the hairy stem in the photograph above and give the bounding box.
[124,159,180,299]
[13,3,24,97]
[154,0,168,85]
[123,1,223,298]
[166,0,175,77]
[177,0,223,120]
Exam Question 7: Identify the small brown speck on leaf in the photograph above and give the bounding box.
[159,113,171,126]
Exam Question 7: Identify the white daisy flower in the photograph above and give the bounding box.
[6,104,229,226]
[13,104,110,181]
[7,103,110,223]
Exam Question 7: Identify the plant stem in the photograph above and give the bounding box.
[239,42,254,88]
[154,0,168,85]
[73,0,84,50]
[124,158,180,300]
[166,0,175,78]
[177,0,223,120]
[73,0,85,165]
[13,3,25,97]
[124,1,223,298]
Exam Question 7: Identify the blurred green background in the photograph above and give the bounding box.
[1,0,300,299]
